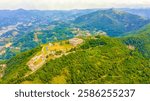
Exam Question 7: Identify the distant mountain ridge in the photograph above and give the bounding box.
[1,8,150,60]
[122,8,150,18]
[0,9,96,27]
[74,9,150,36]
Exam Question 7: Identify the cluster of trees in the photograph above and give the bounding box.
[80,36,107,49]
[0,48,16,60]
[123,37,146,55]
[123,24,150,58]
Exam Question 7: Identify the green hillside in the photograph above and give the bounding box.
[1,35,150,84]
[0,46,41,83]
[74,9,150,36]
[123,24,150,58]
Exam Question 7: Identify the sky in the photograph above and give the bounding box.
[0,0,150,10]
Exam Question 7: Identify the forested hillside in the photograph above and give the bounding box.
[0,46,41,83]
[74,9,150,36]
[1,35,149,84]
[123,24,150,58]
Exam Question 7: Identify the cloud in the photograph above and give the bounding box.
[0,0,150,10]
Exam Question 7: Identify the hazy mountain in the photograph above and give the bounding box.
[122,8,150,18]
[74,9,150,36]
[0,9,96,27]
